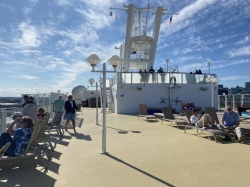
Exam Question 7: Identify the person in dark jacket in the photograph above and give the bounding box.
[64,95,78,133]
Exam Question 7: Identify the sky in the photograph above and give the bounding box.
[0,0,249,96]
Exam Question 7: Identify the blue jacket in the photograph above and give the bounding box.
[64,100,78,114]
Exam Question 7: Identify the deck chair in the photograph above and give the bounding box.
[36,113,57,152]
[0,125,49,170]
[138,104,157,122]
[46,111,64,140]
[184,110,231,143]
[0,142,11,159]
[204,107,239,140]
[161,107,187,129]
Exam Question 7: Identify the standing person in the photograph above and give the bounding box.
[21,95,30,107]
[53,95,65,125]
[22,101,38,125]
[221,105,246,143]
[0,116,33,157]
[64,95,78,133]
[29,96,37,106]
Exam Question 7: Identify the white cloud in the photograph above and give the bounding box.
[0,3,15,11]
[9,75,40,80]
[235,36,249,45]
[226,46,250,57]
[220,76,250,81]
[23,0,39,15]
[16,21,41,47]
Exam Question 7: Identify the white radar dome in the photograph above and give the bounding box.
[72,85,87,100]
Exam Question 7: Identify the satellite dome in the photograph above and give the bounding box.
[72,85,87,100]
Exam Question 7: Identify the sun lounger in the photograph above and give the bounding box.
[184,110,231,143]
[46,111,64,140]
[138,104,157,122]
[0,124,49,170]
[0,142,11,159]
[161,107,187,129]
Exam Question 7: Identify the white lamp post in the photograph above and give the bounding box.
[88,78,99,125]
[206,76,219,107]
[86,54,121,154]
[207,61,211,74]
[88,78,95,86]
[166,59,169,72]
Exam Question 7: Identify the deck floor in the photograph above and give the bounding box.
[1,108,250,187]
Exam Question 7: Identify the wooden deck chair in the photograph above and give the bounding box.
[0,125,49,170]
[35,113,56,152]
[46,111,64,140]
[0,142,11,159]
[161,107,187,129]
[184,110,231,143]
[138,104,157,122]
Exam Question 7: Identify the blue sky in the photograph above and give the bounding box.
[0,0,249,96]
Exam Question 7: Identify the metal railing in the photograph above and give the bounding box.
[0,92,67,134]
[111,72,215,86]
[218,94,250,111]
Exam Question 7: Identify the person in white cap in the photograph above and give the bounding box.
[11,112,23,129]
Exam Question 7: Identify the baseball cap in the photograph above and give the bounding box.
[11,112,23,118]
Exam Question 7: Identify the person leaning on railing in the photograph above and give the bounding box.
[0,116,33,157]
[237,104,250,118]
[53,95,65,125]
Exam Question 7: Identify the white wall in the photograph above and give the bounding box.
[115,83,218,114]
[82,90,100,100]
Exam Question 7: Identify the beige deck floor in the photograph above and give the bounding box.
[1,108,250,187]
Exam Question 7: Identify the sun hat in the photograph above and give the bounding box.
[11,112,23,118]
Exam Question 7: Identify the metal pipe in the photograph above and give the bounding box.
[102,63,107,154]
[96,82,98,125]
[211,75,214,107]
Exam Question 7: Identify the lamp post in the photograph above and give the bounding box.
[88,78,99,125]
[86,54,122,154]
[205,76,219,107]
[166,59,169,72]
[207,61,211,74]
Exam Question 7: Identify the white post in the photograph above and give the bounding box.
[233,95,235,111]
[96,82,98,125]
[102,63,107,154]
[211,76,214,107]
[0,110,6,134]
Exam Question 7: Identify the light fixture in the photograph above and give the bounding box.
[99,78,103,84]
[87,54,101,71]
[57,90,61,94]
[108,55,122,71]
[88,78,95,86]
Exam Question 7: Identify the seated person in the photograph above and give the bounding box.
[157,67,164,73]
[237,104,250,118]
[149,66,155,73]
[220,105,246,143]
[37,107,47,122]
[190,109,213,128]
[0,116,33,157]
[11,112,23,129]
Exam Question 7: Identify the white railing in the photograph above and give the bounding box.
[111,72,215,86]
[0,92,67,134]
[218,94,250,111]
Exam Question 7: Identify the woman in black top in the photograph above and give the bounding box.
[64,95,78,133]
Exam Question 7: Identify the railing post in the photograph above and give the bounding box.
[225,95,227,109]
[233,95,235,111]
[0,110,6,134]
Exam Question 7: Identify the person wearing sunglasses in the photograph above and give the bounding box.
[221,105,246,143]
[64,95,78,133]
[0,116,33,157]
